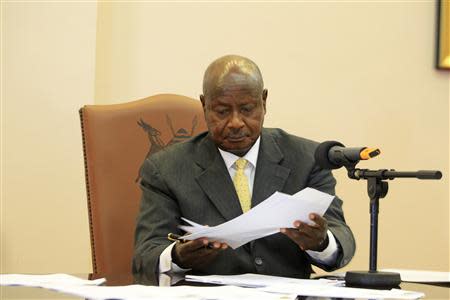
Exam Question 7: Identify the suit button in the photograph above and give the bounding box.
[254,257,263,266]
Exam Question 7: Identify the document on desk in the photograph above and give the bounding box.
[54,284,297,300]
[186,273,343,288]
[180,187,334,249]
[0,273,105,288]
[185,273,424,299]
[260,284,425,299]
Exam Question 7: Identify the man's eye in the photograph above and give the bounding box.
[241,106,254,113]
[216,109,229,116]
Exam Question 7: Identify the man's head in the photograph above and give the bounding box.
[200,55,268,156]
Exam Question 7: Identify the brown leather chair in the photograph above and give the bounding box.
[79,94,207,278]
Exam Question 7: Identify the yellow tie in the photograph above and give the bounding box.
[233,158,251,213]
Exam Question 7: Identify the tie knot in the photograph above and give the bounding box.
[235,158,248,170]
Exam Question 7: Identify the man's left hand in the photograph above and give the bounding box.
[280,213,329,252]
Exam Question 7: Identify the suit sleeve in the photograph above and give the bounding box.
[132,158,183,282]
[306,164,356,271]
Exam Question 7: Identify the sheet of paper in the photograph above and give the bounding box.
[181,187,334,249]
[380,269,450,283]
[186,273,343,288]
[260,283,425,300]
[54,283,297,300]
[181,217,205,229]
[0,273,105,287]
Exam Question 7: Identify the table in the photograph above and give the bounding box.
[1,273,449,300]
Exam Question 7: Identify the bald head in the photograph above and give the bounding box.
[200,55,267,156]
[202,55,264,100]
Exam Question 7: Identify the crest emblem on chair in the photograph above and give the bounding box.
[136,115,198,181]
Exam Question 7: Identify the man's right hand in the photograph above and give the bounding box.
[171,238,228,269]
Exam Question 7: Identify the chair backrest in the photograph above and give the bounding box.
[79,94,207,277]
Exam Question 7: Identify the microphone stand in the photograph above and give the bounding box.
[343,167,442,289]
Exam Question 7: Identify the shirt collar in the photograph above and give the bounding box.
[218,137,261,170]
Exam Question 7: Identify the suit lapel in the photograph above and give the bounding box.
[252,130,291,208]
[195,135,243,221]
[194,130,291,220]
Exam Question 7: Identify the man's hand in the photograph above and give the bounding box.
[280,213,329,252]
[172,238,228,269]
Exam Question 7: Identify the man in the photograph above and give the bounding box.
[133,55,355,282]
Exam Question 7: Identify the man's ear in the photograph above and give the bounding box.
[200,94,205,107]
[200,94,208,115]
[262,89,268,111]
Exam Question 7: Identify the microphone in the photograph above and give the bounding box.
[315,141,380,169]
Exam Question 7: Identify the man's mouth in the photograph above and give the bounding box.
[227,135,246,142]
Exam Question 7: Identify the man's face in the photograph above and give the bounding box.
[201,83,267,156]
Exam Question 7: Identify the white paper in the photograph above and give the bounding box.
[180,217,207,230]
[0,273,105,288]
[186,273,425,299]
[380,269,450,283]
[181,187,334,249]
[0,273,426,300]
[54,283,297,300]
[260,283,425,300]
[186,273,343,288]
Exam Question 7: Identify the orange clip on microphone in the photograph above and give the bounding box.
[360,148,381,160]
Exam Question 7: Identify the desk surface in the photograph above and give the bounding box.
[1,273,449,300]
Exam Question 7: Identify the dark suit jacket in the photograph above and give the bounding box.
[133,128,355,281]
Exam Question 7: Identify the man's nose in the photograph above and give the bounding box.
[228,112,245,129]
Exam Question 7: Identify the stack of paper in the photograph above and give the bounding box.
[261,283,425,299]
[186,273,425,299]
[44,284,298,300]
[0,273,105,288]
[1,273,427,299]
[180,187,334,248]
[186,273,343,288]
[1,274,296,300]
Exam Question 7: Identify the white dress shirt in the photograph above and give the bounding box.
[158,137,339,282]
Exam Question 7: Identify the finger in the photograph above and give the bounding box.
[295,221,315,238]
[194,244,226,260]
[208,241,229,251]
[294,220,313,230]
[211,241,222,249]
[296,217,319,229]
[179,243,216,261]
[179,238,209,252]
[283,225,325,248]
[217,242,229,249]
[309,213,327,228]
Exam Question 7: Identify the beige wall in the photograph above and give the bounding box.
[2,1,449,273]
[95,2,449,273]
[1,3,97,273]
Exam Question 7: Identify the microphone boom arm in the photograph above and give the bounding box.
[347,168,442,180]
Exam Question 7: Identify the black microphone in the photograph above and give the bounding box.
[315,141,380,170]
